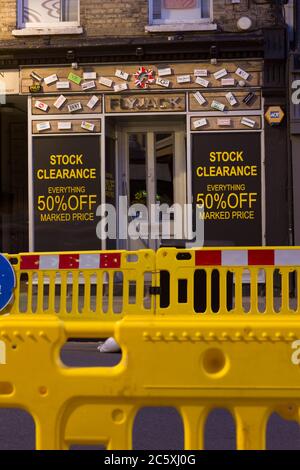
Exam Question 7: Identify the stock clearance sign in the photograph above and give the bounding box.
[32,135,101,252]
[192,132,262,245]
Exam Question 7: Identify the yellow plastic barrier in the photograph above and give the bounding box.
[0,247,300,449]
[156,247,300,315]
[0,314,299,449]
[5,246,300,320]
[4,250,155,319]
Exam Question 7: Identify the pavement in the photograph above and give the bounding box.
[0,342,299,450]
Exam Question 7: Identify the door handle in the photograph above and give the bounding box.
[122,178,128,197]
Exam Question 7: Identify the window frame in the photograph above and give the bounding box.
[149,0,213,26]
[17,0,80,29]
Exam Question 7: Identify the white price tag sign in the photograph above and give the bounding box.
[193,118,208,129]
[82,81,96,91]
[56,81,70,89]
[193,92,206,106]
[83,72,97,80]
[87,95,99,109]
[214,69,227,80]
[99,77,113,88]
[217,118,231,126]
[115,69,129,80]
[30,71,43,83]
[235,68,249,80]
[44,74,58,85]
[177,75,191,84]
[225,92,238,106]
[35,100,49,112]
[195,77,209,88]
[156,77,170,88]
[158,67,172,77]
[114,83,129,92]
[194,69,208,77]
[68,102,82,113]
[58,121,72,130]
[241,117,256,128]
[221,78,235,86]
[53,95,67,109]
[81,121,95,132]
[211,100,225,112]
[36,122,51,132]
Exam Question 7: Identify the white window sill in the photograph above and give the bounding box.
[12,26,83,36]
[145,23,217,32]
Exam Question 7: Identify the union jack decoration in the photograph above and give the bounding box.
[164,0,197,8]
[134,67,155,89]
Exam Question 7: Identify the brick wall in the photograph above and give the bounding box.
[82,0,148,37]
[0,0,17,38]
[0,0,281,46]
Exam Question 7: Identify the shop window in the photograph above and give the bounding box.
[18,0,80,28]
[0,96,29,254]
[149,0,211,25]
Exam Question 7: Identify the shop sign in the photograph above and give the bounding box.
[0,70,20,96]
[192,132,262,245]
[32,135,101,251]
[105,93,186,113]
[265,106,284,125]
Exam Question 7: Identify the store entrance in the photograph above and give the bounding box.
[117,119,186,250]
[0,96,28,253]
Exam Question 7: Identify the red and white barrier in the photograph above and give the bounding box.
[20,253,121,270]
[195,249,300,266]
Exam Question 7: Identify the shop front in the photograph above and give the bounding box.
[20,60,264,252]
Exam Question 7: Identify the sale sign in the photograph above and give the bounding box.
[192,132,262,245]
[32,135,102,251]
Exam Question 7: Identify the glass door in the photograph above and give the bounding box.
[127,132,150,250]
[117,122,186,251]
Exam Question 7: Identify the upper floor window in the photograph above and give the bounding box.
[19,0,79,28]
[150,0,211,25]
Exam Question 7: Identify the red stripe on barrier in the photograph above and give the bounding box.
[20,255,40,270]
[195,250,222,266]
[59,254,80,269]
[100,253,121,269]
[248,250,275,266]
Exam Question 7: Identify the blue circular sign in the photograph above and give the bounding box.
[0,255,16,311]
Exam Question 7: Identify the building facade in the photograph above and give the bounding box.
[288,1,300,246]
[0,0,290,253]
